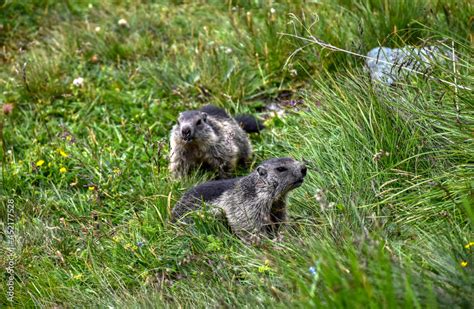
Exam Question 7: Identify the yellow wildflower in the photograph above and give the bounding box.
[58,149,68,157]
[36,160,45,167]
[124,243,136,251]
[258,264,271,273]
[258,260,272,273]
[73,273,83,280]
[59,167,67,173]
[464,242,474,249]
[88,186,95,191]
[460,261,468,267]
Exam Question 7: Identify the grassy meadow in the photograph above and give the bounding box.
[0,0,473,307]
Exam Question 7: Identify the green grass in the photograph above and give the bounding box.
[1,0,473,307]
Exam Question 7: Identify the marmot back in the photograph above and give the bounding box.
[171,157,307,243]
[169,105,261,179]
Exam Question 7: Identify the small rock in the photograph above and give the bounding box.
[90,54,99,63]
[366,45,454,85]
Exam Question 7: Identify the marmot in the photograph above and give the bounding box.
[171,157,307,243]
[169,105,263,179]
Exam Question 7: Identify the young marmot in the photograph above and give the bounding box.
[169,105,263,179]
[171,157,307,243]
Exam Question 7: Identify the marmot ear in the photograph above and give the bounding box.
[201,112,208,121]
[257,166,267,177]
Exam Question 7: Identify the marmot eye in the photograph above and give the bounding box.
[196,119,202,126]
[276,166,287,172]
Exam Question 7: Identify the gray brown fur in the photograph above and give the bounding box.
[169,105,253,179]
[171,157,307,243]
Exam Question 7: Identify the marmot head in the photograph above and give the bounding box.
[255,157,307,198]
[175,110,212,143]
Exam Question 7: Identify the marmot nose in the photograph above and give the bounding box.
[181,127,191,136]
[301,166,307,177]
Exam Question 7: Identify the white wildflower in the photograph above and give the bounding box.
[118,18,129,27]
[314,189,332,211]
[372,149,389,162]
[94,26,101,32]
[72,77,84,87]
